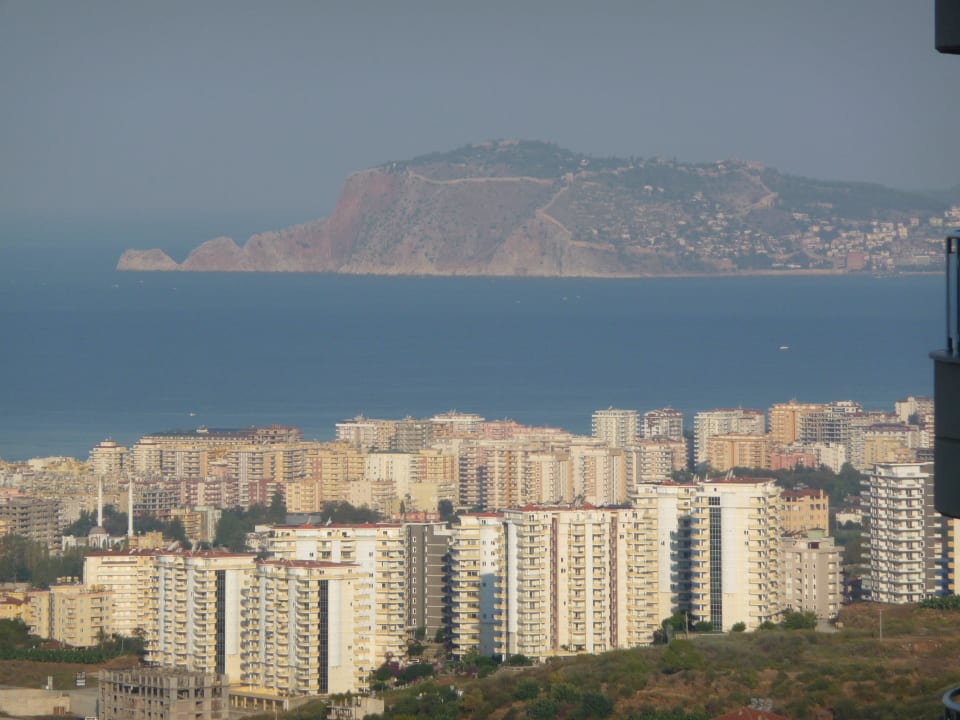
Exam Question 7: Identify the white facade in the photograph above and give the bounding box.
[257,523,407,666]
[642,408,684,441]
[591,408,639,448]
[863,462,943,603]
[690,478,783,631]
[241,560,368,695]
[449,514,504,657]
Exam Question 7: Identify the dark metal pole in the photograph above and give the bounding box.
[947,234,952,354]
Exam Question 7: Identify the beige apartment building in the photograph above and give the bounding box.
[782,531,842,620]
[84,550,159,637]
[780,488,829,535]
[706,433,771,472]
[28,583,112,647]
[624,438,687,489]
[569,441,626,506]
[89,439,127,478]
[693,409,765,466]
[690,478,783,631]
[768,402,825,445]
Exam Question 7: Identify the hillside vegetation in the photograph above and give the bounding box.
[369,603,960,720]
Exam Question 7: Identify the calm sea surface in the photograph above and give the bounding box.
[0,212,944,461]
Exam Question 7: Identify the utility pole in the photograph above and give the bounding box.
[879,607,883,640]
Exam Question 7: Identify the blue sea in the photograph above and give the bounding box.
[0,211,944,462]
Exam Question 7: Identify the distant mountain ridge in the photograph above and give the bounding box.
[117,140,951,276]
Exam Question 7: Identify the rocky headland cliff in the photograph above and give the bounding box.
[118,140,949,276]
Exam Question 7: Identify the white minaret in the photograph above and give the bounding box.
[97,476,104,528]
[127,480,134,538]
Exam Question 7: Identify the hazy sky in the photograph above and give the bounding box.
[2,1,958,215]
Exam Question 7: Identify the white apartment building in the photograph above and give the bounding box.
[256,523,407,666]
[862,462,944,603]
[652,483,697,623]
[642,408,684,441]
[591,408,639,448]
[690,478,783,631]
[449,513,504,657]
[693,409,765,466]
[241,560,369,696]
[453,504,662,661]
[151,552,257,681]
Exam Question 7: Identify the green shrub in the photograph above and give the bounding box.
[580,691,614,718]
[513,680,539,700]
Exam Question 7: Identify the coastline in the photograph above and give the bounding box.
[115,265,940,280]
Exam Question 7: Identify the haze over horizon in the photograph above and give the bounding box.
[1,1,958,218]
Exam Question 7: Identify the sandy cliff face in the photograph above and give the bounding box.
[117,249,180,271]
[116,140,946,276]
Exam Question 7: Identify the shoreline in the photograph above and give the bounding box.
[115,265,941,280]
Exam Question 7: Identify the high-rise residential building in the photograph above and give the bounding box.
[449,513,504,657]
[499,505,660,659]
[429,411,485,438]
[521,450,572,505]
[812,442,848,473]
[84,549,160,637]
[693,409,765,466]
[393,417,433,453]
[241,560,368,696]
[894,395,934,425]
[642,408,684,441]
[624,438,688,490]
[335,417,398,451]
[569,441,626,506]
[861,424,917,468]
[592,408,639,448]
[768,402,826,446]
[256,523,407,666]
[690,478,783,631]
[797,401,861,447]
[706,433,771,472]
[652,483,697,623]
[780,488,829,535]
[451,505,662,662]
[151,551,257,681]
[404,522,452,638]
[862,462,945,603]
[89,440,126,478]
[946,517,960,595]
[782,531,842,620]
